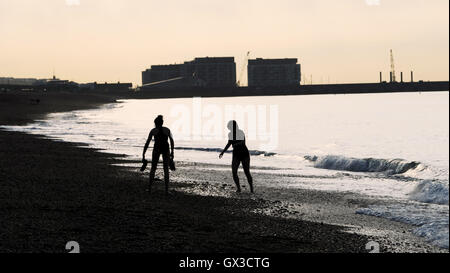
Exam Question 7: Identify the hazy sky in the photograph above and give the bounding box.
[1,0,448,86]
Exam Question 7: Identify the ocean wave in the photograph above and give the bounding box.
[357,204,449,249]
[409,180,449,205]
[413,219,449,249]
[175,146,276,156]
[304,155,421,175]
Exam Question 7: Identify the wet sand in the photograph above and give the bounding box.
[0,92,445,253]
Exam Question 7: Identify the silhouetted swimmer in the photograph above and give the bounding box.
[142,115,174,195]
[219,120,254,193]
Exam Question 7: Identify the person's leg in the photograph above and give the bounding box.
[242,156,253,193]
[162,151,170,195]
[232,155,241,192]
[149,150,160,193]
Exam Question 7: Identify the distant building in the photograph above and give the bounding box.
[91,82,132,92]
[142,64,183,85]
[0,76,78,91]
[248,58,301,87]
[79,82,132,92]
[141,57,236,88]
[0,77,44,86]
[182,57,236,88]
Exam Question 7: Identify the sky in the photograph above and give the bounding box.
[0,0,448,86]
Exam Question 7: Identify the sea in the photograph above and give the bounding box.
[2,91,448,248]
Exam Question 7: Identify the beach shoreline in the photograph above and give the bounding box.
[0,91,446,253]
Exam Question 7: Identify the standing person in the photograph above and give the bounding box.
[142,115,174,195]
[219,120,254,193]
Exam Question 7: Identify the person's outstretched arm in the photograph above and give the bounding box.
[219,141,232,159]
[143,130,153,161]
[169,130,175,158]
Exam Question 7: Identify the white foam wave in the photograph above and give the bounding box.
[409,180,449,205]
[357,203,449,249]
[305,155,421,175]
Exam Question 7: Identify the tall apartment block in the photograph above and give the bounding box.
[248,58,301,87]
[142,57,236,88]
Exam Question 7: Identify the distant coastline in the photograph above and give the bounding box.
[1,81,448,101]
[133,81,450,99]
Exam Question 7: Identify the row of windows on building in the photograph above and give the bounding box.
[142,57,301,88]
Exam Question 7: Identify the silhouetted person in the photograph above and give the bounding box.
[142,115,174,195]
[219,120,254,193]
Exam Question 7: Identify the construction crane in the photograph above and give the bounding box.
[390,49,396,82]
[237,51,250,87]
